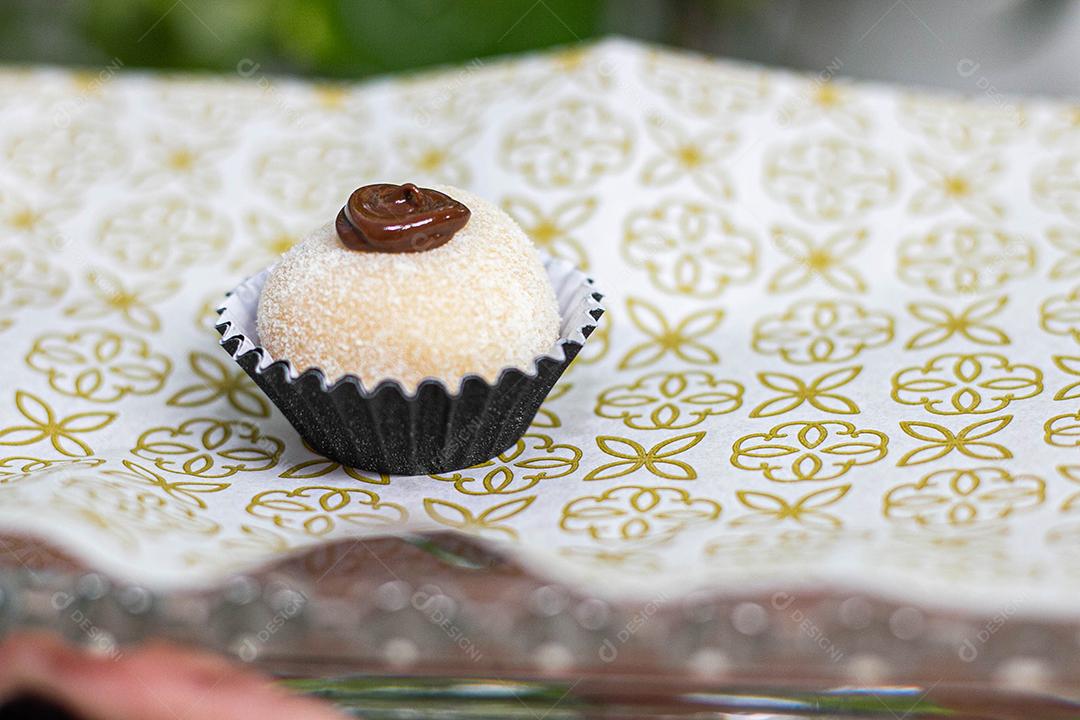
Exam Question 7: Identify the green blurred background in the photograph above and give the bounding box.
[1,0,1075,96]
[0,0,756,78]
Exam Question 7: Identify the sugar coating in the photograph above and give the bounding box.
[256,185,561,391]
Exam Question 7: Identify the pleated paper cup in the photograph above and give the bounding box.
[216,255,604,475]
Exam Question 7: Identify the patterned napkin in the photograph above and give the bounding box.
[1,39,1079,617]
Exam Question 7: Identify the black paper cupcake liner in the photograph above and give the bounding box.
[215,255,604,475]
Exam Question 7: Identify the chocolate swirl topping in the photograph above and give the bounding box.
[335,183,471,253]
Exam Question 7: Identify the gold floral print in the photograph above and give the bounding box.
[890,519,1010,549]
[897,224,1035,295]
[904,295,1010,350]
[278,440,390,486]
[424,496,534,541]
[703,529,871,571]
[155,77,262,131]
[308,82,368,118]
[3,68,114,120]
[891,352,1042,415]
[560,484,721,546]
[26,328,171,403]
[750,366,861,417]
[131,418,283,478]
[0,391,115,458]
[430,433,581,495]
[501,194,595,270]
[1053,356,1080,401]
[596,370,743,430]
[103,459,229,510]
[557,545,662,573]
[899,95,1024,152]
[731,484,850,530]
[395,126,476,186]
[204,524,291,559]
[1040,284,1080,344]
[551,45,607,75]
[619,297,724,370]
[623,199,757,298]
[1040,105,1080,146]
[229,209,305,273]
[252,136,380,217]
[96,196,231,271]
[130,132,225,191]
[0,184,65,246]
[897,415,1013,466]
[1061,465,1080,513]
[768,226,867,294]
[529,46,615,94]
[639,114,737,197]
[1033,153,1080,222]
[1044,411,1080,448]
[764,136,898,223]
[640,50,769,117]
[5,121,126,196]
[4,41,1080,608]
[398,59,519,127]
[731,420,887,483]
[752,299,894,365]
[776,80,871,134]
[573,311,611,367]
[899,530,1028,578]
[883,467,1046,527]
[63,267,179,333]
[247,485,406,537]
[885,524,1017,577]
[167,352,268,418]
[194,288,226,332]
[908,153,1004,220]
[1048,226,1080,280]
[501,98,633,188]
[1046,521,1080,565]
[50,474,219,548]
[0,247,68,332]
[0,456,103,485]
[179,525,294,572]
[532,381,571,429]
[585,432,705,481]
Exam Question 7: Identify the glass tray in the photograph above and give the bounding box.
[2,531,1078,719]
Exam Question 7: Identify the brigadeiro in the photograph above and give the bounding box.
[216,182,603,475]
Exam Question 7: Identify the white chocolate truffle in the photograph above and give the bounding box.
[256,186,561,391]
